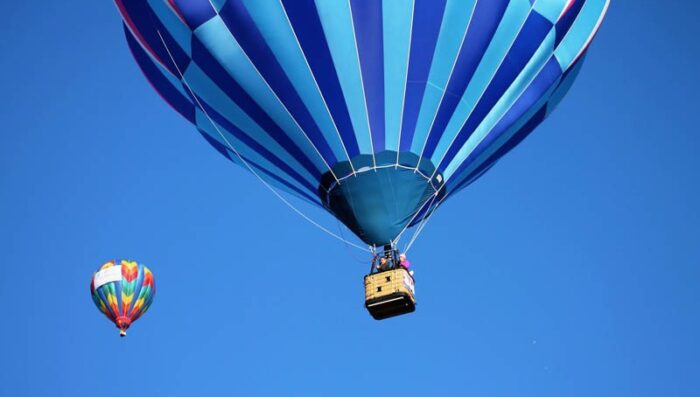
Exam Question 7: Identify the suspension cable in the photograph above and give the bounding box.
[155,30,370,252]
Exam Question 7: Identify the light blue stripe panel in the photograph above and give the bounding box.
[195,110,319,202]
[427,0,532,164]
[447,80,559,188]
[533,0,569,23]
[184,63,318,187]
[554,0,608,69]
[444,30,556,180]
[147,0,191,55]
[209,0,226,12]
[409,0,476,153]
[241,0,349,162]
[382,0,414,152]
[194,16,330,173]
[315,0,373,154]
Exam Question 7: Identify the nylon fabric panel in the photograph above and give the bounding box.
[398,0,447,154]
[282,0,361,164]
[240,0,360,163]
[350,0,385,152]
[217,2,342,165]
[190,36,325,180]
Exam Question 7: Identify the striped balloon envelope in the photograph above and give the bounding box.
[114,0,609,248]
[90,260,156,337]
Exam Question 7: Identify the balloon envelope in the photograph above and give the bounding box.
[115,0,609,245]
[90,260,156,336]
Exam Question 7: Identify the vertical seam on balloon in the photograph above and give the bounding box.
[427,0,539,184]
[347,0,378,171]
[394,0,417,167]
[210,19,341,184]
[446,0,609,189]
[413,0,479,171]
[278,0,357,175]
[406,0,609,252]
[156,30,370,252]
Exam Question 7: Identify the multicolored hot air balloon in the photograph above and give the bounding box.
[114,0,608,248]
[90,260,156,337]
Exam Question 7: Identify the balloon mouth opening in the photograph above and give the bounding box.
[318,151,445,245]
[116,316,132,337]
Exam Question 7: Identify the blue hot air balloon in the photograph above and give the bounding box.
[114,0,609,248]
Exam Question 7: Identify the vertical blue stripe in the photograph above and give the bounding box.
[554,0,608,68]
[314,0,373,155]
[409,0,477,154]
[426,0,532,165]
[446,57,562,188]
[398,0,447,153]
[282,0,361,162]
[420,0,511,159]
[439,12,554,173]
[183,61,320,186]
[350,0,385,152]
[554,0,585,47]
[216,3,339,167]
[240,0,359,163]
[191,98,319,195]
[382,0,413,152]
[191,36,323,180]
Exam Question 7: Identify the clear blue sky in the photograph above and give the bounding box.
[1,2,699,396]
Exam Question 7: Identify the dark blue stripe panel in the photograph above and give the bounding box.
[125,25,196,123]
[438,11,553,172]
[172,0,217,30]
[191,36,322,180]
[421,0,510,158]
[398,0,447,152]
[198,130,319,204]
[555,0,585,47]
[350,0,385,151]
[219,0,340,165]
[281,0,361,159]
[193,95,318,194]
[451,107,546,194]
[448,57,562,191]
[120,0,190,76]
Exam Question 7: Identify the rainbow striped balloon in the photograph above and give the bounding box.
[90,260,156,337]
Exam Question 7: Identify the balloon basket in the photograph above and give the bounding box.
[364,268,416,320]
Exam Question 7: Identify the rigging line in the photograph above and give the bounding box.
[336,219,372,264]
[156,30,370,253]
[404,191,449,253]
[391,189,440,247]
[401,192,438,252]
